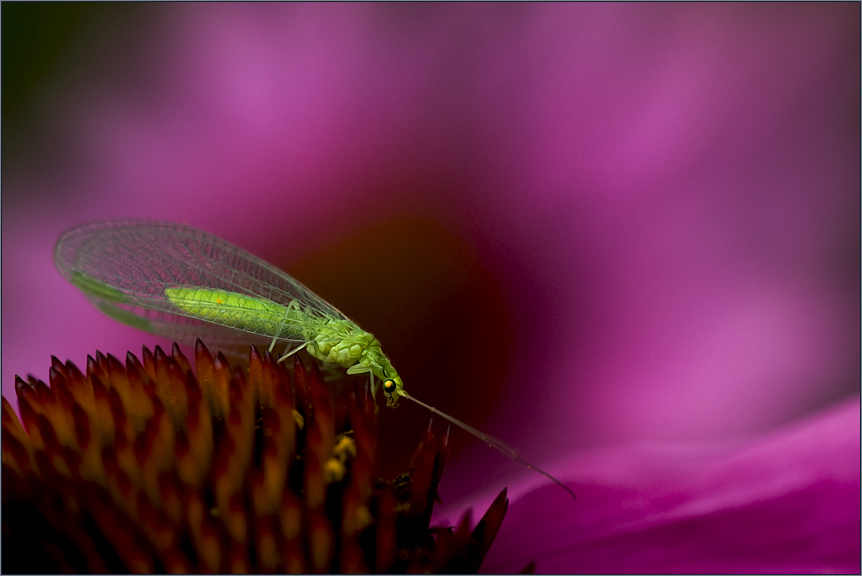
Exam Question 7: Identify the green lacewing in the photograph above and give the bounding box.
[55,220,575,499]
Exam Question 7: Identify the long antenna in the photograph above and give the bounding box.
[398,390,576,501]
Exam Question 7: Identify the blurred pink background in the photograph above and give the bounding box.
[3,3,858,514]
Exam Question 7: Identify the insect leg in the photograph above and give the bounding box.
[277,342,308,363]
[345,364,378,407]
[346,363,371,375]
[367,373,379,414]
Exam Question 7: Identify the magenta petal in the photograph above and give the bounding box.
[483,399,860,574]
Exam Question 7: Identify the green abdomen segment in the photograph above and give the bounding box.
[165,287,303,336]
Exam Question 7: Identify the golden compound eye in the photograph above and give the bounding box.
[383,379,396,394]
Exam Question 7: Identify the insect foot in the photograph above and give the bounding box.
[3,340,509,573]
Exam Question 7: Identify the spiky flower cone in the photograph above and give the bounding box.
[2,340,509,573]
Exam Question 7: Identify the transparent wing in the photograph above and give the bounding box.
[54,220,348,346]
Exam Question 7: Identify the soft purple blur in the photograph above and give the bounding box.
[3,4,859,569]
[482,397,860,573]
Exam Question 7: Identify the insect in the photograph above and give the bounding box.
[55,220,575,500]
